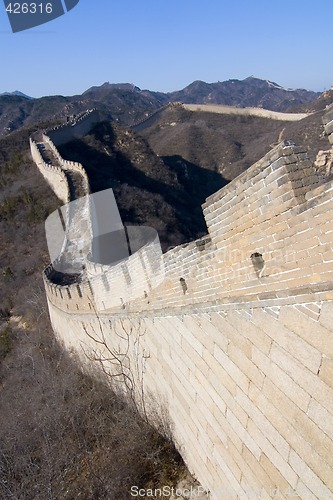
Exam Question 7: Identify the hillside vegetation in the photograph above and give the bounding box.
[0,128,188,499]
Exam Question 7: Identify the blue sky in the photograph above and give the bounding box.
[0,0,332,97]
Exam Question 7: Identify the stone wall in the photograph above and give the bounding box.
[43,227,163,313]
[29,137,69,203]
[30,111,96,272]
[33,109,333,499]
[131,102,182,132]
[48,297,333,499]
[323,104,333,145]
[41,134,90,194]
[47,108,100,146]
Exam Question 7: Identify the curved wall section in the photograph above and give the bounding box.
[29,138,69,203]
[47,109,100,146]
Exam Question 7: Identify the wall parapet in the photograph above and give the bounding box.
[29,137,70,203]
[41,134,90,195]
[46,108,100,146]
[44,227,164,313]
[131,102,183,131]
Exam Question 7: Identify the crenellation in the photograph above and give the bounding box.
[46,109,100,146]
[30,137,70,203]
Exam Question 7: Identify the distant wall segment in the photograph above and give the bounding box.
[29,109,96,202]
[42,134,90,195]
[131,102,182,132]
[183,103,310,121]
[29,137,70,204]
[47,109,100,146]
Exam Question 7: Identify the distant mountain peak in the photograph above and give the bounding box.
[0,90,33,99]
[83,82,141,95]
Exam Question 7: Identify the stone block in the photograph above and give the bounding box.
[307,399,333,441]
[246,418,298,488]
[241,448,269,492]
[291,236,320,252]
[293,304,320,321]
[280,302,333,358]
[251,345,311,412]
[269,342,333,415]
[325,119,333,135]
[251,308,322,374]
[226,310,272,355]
[171,365,198,404]
[259,453,294,497]
[213,343,250,394]
[198,314,230,352]
[295,479,317,500]
[211,447,243,497]
[236,387,290,460]
[226,409,260,460]
[249,382,333,485]
[288,449,332,498]
[262,372,333,469]
[323,108,333,125]
[319,357,333,389]
[320,301,333,332]
[228,344,265,389]
[206,359,248,426]
[183,315,215,354]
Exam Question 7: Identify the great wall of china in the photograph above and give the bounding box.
[131,102,310,133]
[30,105,333,499]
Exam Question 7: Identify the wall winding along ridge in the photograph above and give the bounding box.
[46,108,100,146]
[131,102,183,132]
[30,109,333,499]
[29,137,69,204]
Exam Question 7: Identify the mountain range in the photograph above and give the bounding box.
[0,77,321,136]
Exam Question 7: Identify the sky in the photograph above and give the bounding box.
[0,0,332,98]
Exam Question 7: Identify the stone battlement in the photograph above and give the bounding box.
[46,108,100,146]
[41,133,90,195]
[30,137,70,203]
